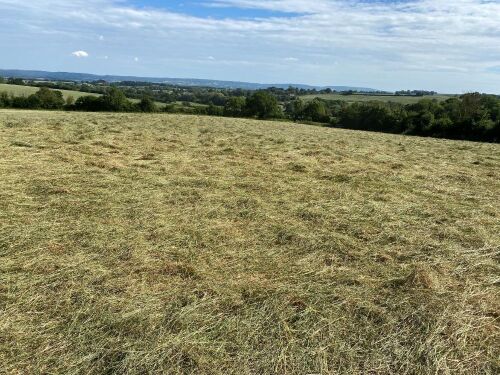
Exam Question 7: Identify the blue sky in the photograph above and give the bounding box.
[1,0,499,93]
[129,0,302,18]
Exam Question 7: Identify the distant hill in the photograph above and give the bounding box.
[0,69,379,92]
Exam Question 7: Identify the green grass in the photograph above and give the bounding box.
[301,93,454,104]
[0,110,498,374]
[0,84,166,107]
[0,83,99,100]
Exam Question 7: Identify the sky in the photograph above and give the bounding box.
[0,0,499,93]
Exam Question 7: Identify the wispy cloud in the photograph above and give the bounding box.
[0,0,499,92]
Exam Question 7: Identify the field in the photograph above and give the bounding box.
[0,84,169,108]
[0,110,499,374]
[301,93,454,104]
[0,83,99,101]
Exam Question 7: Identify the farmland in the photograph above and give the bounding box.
[0,110,499,374]
[0,83,99,101]
[0,84,169,108]
[301,92,454,104]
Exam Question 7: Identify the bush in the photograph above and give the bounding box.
[301,99,329,122]
[8,78,24,85]
[100,87,132,112]
[246,91,280,119]
[74,95,101,111]
[137,96,157,113]
[33,88,65,109]
[206,104,224,116]
[0,91,10,107]
[73,88,133,112]
[224,96,246,117]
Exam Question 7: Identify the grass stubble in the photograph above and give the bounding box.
[0,109,498,374]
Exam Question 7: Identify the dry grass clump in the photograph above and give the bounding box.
[0,109,499,374]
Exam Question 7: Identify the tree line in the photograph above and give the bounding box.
[0,87,158,112]
[286,95,499,142]
[0,86,498,142]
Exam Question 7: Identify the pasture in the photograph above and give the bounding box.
[301,93,454,104]
[0,83,99,101]
[0,110,498,374]
[0,84,168,108]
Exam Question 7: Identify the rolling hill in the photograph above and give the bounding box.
[0,83,98,100]
[0,110,498,374]
[0,68,378,91]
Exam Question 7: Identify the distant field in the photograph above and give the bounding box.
[0,84,167,107]
[0,110,498,374]
[0,83,99,100]
[301,93,454,104]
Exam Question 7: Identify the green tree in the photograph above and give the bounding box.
[65,95,75,107]
[12,95,41,109]
[206,104,224,116]
[100,87,131,112]
[138,96,157,112]
[8,78,24,85]
[224,96,246,117]
[246,91,280,119]
[74,95,100,111]
[0,76,5,84]
[285,99,304,120]
[302,99,328,122]
[0,92,10,107]
[33,88,65,109]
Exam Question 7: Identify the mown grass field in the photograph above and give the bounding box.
[0,83,99,100]
[301,93,454,104]
[0,110,498,374]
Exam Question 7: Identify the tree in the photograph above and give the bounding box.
[138,96,157,112]
[74,95,101,111]
[100,87,131,112]
[0,92,10,107]
[8,78,24,85]
[33,88,65,109]
[11,95,41,109]
[285,99,304,120]
[206,104,224,116]
[246,91,280,119]
[0,76,5,84]
[302,99,328,122]
[65,95,75,107]
[224,96,246,117]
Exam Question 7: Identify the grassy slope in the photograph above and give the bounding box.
[301,93,453,104]
[0,110,498,374]
[0,84,166,107]
[0,83,99,100]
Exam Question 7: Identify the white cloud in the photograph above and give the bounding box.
[0,0,499,92]
[71,50,89,58]
[99,35,104,41]
[134,57,139,62]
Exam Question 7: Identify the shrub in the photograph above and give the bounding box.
[246,91,280,119]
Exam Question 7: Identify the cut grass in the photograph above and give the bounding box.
[301,93,454,104]
[0,109,499,374]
